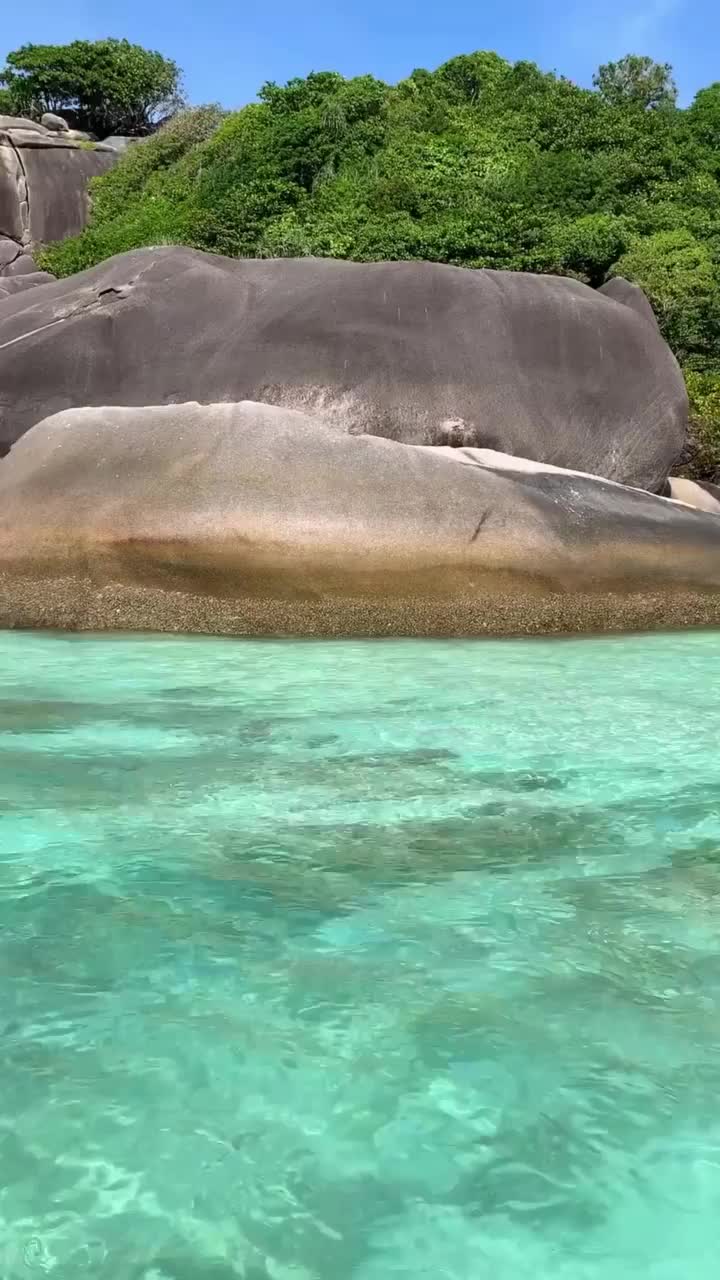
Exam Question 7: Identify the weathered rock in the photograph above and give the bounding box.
[0,247,687,488]
[0,401,717,638]
[0,271,55,297]
[0,115,44,133]
[0,142,25,240]
[2,127,115,153]
[0,116,116,257]
[669,476,720,515]
[0,236,21,269]
[599,276,659,328]
[2,251,37,276]
[102,135,140,151]
[41,112,69,132]
[0,236,55,295]
[0,129,80,148]
[19,145,116,242]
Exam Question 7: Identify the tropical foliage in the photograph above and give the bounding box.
[0,39,183,137]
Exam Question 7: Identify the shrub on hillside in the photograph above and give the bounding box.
[681,373,720,482]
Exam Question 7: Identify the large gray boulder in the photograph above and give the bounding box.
[0,246,687,488]
[17,144,115,242]
[0,401,717,638]
[0,114,116,282]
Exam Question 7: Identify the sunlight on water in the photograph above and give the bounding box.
[2,630,720,1279]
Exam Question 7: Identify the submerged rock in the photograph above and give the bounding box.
[0,400,717,638]
[0,246,687,490]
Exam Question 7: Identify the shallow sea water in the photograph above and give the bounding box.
[2,630,720,1278]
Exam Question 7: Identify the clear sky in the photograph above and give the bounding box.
[1,0,716,110]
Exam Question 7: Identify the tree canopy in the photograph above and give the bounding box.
[592,55,677,110]
[0,38,183,137]
[34,49,720,479]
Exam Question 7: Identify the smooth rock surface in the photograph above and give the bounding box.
[41,112,69,132]
[102,135,140,150]
[2,251,37,276]
[0,142,24,241]
[19,144,115,242]
[0,271,55,297]
[599,276,660,328]
[0,246,687,489]
[0,115,116,263]
[0,236,21,269]
[0,401,718,638]
[0,115,43,133]
[1,129,83,148]
[669,476,720,515]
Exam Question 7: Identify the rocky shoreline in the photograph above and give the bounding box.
[0,397,718,638]
[0,205,718,637]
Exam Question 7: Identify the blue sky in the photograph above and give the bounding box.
[1,0,715,109]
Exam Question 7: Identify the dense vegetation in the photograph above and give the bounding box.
[0,39,183,137]
[36,51,720,480]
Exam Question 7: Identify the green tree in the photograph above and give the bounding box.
[434,51,511,104]
[0,38,184,136]
[593,55,677,111]
[687,83,720,157]
[552,214,631,285]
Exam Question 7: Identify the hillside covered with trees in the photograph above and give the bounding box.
[34,50,720,479]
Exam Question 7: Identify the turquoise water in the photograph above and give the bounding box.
[2,631,720,1279]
